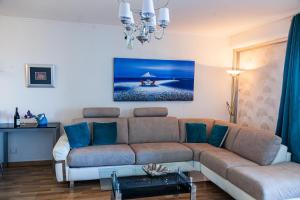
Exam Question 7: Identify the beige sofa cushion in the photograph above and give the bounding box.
[133,107,168,117]
[128,117,179,143]
[83,107,120,118]
[200,149,258,178]
[67,144,135,167]
[130,143,193,165]
[231,127,282,165]
[72,118,128,144]
[183,143,220,161]
[178,118,215,143]
[227,162,300,200]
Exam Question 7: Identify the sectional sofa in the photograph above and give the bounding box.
[53,107,300,200]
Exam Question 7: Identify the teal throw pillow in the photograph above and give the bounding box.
[64,122,90,148]
[93,122,117,145]
[186,123,207,143]
[208,124,229,147]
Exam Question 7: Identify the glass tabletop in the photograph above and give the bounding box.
[107,168,196,200]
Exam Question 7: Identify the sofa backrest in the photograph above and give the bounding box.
[128,108,179,143]
[231,127,282,165]
[178,118,215,143]
[214,120,241,150]
[72,118,129,144]
[83,107,120,118]
[71,107,128,144]
[128,117,179,143]
[133,107,168,117]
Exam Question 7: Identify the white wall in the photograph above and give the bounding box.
[0,16,232,162]
[0,16,233,122]
[230,17,291,48]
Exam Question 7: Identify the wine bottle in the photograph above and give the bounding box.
[14,107,21,128]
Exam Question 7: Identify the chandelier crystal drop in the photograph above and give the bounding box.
[118,0,170,49]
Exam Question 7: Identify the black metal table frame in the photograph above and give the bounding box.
[0,123,60,175]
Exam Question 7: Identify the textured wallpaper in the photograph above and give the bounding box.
[237,42,287,131]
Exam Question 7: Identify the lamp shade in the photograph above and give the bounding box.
[119,2,131,19]
[148,16,156,33]
[149,16,157,27]
[226,69,243,76]
[142,0,155,19]
[129,11,134,24]
[159,8,170,22]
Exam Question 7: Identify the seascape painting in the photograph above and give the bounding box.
[113,58,195,101]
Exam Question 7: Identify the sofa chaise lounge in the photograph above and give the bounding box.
[53,107,300,200]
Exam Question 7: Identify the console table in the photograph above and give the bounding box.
[0,123,60,175]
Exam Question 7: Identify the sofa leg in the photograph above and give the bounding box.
[69,181,74,188]
[190,183,197,200]
[0,163,4,176]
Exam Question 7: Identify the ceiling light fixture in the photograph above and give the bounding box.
[118,0,170,49]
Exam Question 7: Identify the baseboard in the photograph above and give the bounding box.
[7,160,52,167]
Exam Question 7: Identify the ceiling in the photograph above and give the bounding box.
[0,0,300,36]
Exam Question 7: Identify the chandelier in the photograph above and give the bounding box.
[118,0,170,49]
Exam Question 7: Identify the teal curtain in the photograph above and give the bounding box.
[276,13,300,163]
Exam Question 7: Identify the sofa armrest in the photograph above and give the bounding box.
[53,134,70,161]
[272,144,290,164]
[53,134,70,182]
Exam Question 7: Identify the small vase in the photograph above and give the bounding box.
[35,114,48,127]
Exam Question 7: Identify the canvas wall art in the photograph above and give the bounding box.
[114,58,195,101]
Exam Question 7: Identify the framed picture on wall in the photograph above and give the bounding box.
[25,64,55,88]
[113,58,195,101]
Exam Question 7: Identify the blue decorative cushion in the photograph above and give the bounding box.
[208,124,229,147]
[64,122,90,148]
[185,123,207,143]
[93,122,117,145]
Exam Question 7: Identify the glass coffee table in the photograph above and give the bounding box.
[104,169,196,200]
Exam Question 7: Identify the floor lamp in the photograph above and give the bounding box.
[226,69,242,123]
